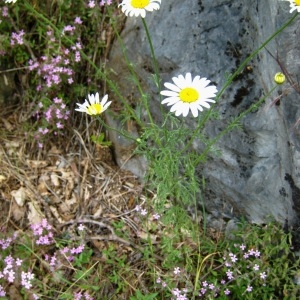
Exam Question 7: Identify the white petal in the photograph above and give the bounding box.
[140,9,146,18]
[160,90,179,97]
[164,82,181,92]
[190,103,200,117]
[170,101,184,115]
[198,100,211,108]
[182,105,190,117]
[100,94,108,106]
[195,104,204,112]
[94,92,100,104]
[162,97,180,106]
[76,100,89,109]
[75,107,86,112]
[172,75,187,89]
[192,75,201,84]
[103,101,112,111]
[146,3,160,11]
[88,94,95,105]
[185,73,192,85]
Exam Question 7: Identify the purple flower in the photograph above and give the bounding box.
[74,17,83,24]
[229,253,238,263]
[202,281,208,287]
[140,209,147,216]
[88,1,95,8]
[246,285,253,292]
[153,213,160,220]
[226,270,234,280]
[78,224,85,231]
[240,244,246,251]
[11,30,25,45]
[224,288,230,295]
[260,272,267,280]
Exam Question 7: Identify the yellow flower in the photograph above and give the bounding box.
[75,93,111,115]
[160,73,218,117]
[119,0,161,18]
[274,72,286,84]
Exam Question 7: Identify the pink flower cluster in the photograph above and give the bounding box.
[29,53,74,88]
[156,275,189,300]
[21,271,35,289]
[198,244,267,298]
[31,219,54,245]
[74,291,94,300]
[135,205,161,220]
[0,254,35,296]
[35,96,70,148]
[88,0,112,8]
[10,29,25,45]
[100,0,112,6]
[0,232,18,250]
[1,6,9,17]
[28,23,83,89]
[60,244,85,261]
[44,244,85,272]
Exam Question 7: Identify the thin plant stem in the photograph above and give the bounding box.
[193,252,218,297]
[141,18,162,100]
[97,116,137,142]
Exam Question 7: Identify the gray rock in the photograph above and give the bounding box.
[106,112,148,179]
[108,0,300,224]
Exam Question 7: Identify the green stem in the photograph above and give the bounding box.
[107,10,155,126]
[181,12,298,154]
[141,18,162,100]
[108,11,165,147]
[97,116,137,142]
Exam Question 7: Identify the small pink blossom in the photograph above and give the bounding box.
[88,0,95,8]
[246,285,253,292]
[74,17,83,24]
[260,272,267,280]
[153,213,160,220]
[140,209,147,216]
[78,224,85,231]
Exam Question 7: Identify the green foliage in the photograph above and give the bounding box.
[130,290,158,300]
[91,133,112,147]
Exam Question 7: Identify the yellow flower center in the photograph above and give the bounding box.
[87,103,103,115]
[179,87,199,103]
[131,0,150,8]
[295,0,300,5]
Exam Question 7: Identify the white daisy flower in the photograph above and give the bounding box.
[75,92,111,115]
[160,73,218,118]
[119,0,161,18]
[288,0,300,12]
[5,0,17,3]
